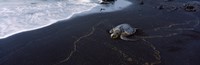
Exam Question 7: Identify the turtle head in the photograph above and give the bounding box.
[110,29,121,39]
[111,33,120,39]
[111,34,119,39]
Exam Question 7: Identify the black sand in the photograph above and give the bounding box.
[0,0,200,65]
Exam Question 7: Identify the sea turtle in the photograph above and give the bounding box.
[109,23,138,41]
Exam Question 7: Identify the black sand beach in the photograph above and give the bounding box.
[0,0,200,65]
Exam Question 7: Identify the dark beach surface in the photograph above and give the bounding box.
[0,0,200,65]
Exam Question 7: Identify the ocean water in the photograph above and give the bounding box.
[0,0,132,39]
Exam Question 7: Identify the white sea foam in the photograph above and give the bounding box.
[0,0,132,39]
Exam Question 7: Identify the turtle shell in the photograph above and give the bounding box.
[119,24,137,35]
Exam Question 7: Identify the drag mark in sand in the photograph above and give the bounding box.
[57,27,95,64]
[101,39,161,65]
[140,16,200,39]
[103,42,140,64]
[57,22,103,64]
[154,14,199,31]
[142,39,161,65]
[154,21,192,31]
[135,33,179,39]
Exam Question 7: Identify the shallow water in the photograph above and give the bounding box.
[0,0,98,39]
[0,0,132,39]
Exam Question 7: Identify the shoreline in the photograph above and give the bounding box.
[0,0,97,39]
[0,0,132,39]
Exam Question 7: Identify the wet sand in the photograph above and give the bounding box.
[0,0,200,65]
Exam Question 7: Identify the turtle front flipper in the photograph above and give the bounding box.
[120,33,138,41]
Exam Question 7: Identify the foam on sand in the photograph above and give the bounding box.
[0,0,132,39]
